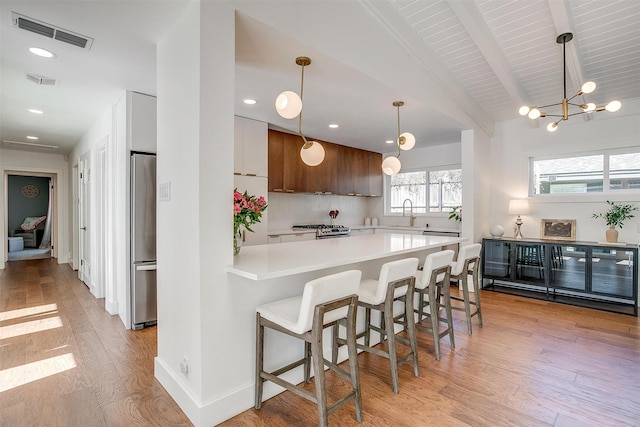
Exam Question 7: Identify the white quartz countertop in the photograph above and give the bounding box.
[268,225,460,235]
[228,233,466,280]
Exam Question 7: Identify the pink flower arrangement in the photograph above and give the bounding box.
[234,189,267,236]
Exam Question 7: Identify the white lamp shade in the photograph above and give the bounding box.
[581,81,596,94]
[300,141,325,166]
[398,132,415,150]
[382,156,401,176]
[275,91,302,119]
[519,106,530,116]
[508,199,530,215]
[547,122,558,132]
[605,100,621,112]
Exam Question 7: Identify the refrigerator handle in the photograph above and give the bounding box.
[135,264,157,271]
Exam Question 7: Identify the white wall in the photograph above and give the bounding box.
[489,98,640,244]
[1,148,70,267]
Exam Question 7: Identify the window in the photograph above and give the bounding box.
[387,167,461,214]
[530,150,640,195]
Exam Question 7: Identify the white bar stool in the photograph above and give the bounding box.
[449,243,483,334]
[255,270,363,427]
[333,258,419,394]
[413,250,455,360]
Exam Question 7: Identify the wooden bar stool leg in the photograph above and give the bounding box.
[405,288,419,375]
[461,274,473,335]
[472,266,483,328]
[311,323,328,427]
[364,307,371,347]
[383,297,400,394]
[254,314,265,409]
[346,302,363,422]
[304,341,312,383]
[443,282,455,348]
[429,284,441,360]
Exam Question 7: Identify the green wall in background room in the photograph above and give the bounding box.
[7,175,50,232]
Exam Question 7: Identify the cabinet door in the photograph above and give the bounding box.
[234,175,268,246]
[354,148,369,196]
[337,145,356,195]
[268,130,285,192]
[306,141,337,194]
[127,91,157,153]
[281,233,316,243]
[282,133,307,192]
[243,118,268,177]
[368,152,383,197]
[234,116,244,175]
[482,240,512,279]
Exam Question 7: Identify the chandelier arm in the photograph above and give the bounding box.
[544,114,565,118]
[537,102,562,109]
[562,36,567,100]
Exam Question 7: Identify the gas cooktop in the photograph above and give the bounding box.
[292,224,351,238]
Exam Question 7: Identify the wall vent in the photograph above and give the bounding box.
[12,12,94,49]
[25,72,57,86]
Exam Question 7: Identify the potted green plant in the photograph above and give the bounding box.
[592,200,638,242]
[448,205,462,222]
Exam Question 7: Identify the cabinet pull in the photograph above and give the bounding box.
[246,173,257,176]
[273,189,284,192]
[324,192,332,195]
[348,193,355,196]
[285,189,295,193]
[355,193,362,196]
[269,234,280,238]
[233,172,241,176]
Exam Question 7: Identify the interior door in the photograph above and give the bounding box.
[78,152,91,286]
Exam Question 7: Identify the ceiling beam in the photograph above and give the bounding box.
[447,0,529,111]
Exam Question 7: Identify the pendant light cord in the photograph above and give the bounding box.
[298,62,311,148]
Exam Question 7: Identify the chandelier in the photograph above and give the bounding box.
[518,33,621,132]
[275,56,325,166]
[381,101,415,176]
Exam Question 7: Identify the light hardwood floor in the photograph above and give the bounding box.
[1,259,639,426]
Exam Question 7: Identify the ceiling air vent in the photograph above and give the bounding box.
[25,72,57,86]
[12,12,94,49]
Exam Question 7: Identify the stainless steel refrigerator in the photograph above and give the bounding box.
[130,152,157,330]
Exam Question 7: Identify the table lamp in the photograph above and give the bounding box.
[508,199,530,239]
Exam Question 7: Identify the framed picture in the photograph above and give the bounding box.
[540,219,576,241]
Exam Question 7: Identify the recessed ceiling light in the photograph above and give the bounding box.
[243,98,257,105]
[329,124,339,129]
[385,140,395,144]
[29,47,56,58]
[27,136,39,140]
[28,108,44,114]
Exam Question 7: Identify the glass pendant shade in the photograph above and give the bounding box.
[382,156,401,176]
[583,103,596,112]
[519,106,530,116]
[547,122,558,132]
[581,81,596,94]
[605,100,621,112]
[275,91,302,119]
[398,132,415,150]
[300,141,325,166]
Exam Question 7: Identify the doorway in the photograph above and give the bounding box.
[6,173,55,261]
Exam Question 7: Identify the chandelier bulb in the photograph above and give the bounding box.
[581,81,596,94]
[547,122,559,132]
[528,108,541,120]
[519,106,530,116]
[605,100,621,112]
[582,103,596,113]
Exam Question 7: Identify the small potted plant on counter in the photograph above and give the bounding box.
[448,205,462,222]
[592,200,637,243]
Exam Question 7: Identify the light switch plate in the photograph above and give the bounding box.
[159,182,171,201]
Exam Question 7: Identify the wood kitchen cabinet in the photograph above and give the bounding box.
[368,151,383,197]
[268,130,306,193]
[268,129,382,196]
[306,140,337,194]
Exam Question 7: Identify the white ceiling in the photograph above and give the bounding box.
[2,0,639,155]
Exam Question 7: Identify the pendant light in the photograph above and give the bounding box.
[382,101,415,176]
[519,33,621,132]
[275,56,325,166]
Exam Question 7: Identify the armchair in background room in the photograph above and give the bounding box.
[11,216,47,248]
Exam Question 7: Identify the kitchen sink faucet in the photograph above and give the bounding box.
[403,199,416,227]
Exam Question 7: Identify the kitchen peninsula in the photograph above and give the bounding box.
[228,232,466,280]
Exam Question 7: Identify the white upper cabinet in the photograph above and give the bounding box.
[234,116,267,177]
[127,91,157,153]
